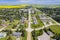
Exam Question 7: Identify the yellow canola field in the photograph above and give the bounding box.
[0,5,27,8]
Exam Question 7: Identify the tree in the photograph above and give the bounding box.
[0,20,2,25]
[32,29,37,40]
[7,30,12,35]
[20,28,25,37]
[16,29,19,32]
[53,34,60,40]
[7,36,12,40]
[12,25,16,29]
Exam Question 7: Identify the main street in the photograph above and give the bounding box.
[26,9,33,40]
[26,8,60,40]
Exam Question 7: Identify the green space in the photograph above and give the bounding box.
[0,20,3,28]
[31,15,44,28]
[49,25,60,34]
[20,31,27,40]
[31,10,44,28]
[0,26,2,29]
[32,4,60,8]
[0,37,7,40]
[52,21,56,24]
[19,24,28,29]
[31,30,43,40]
[36,16,44,27]
[46,22,49,24]
[0,36,16,40]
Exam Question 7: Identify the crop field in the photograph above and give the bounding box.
[0,5,28,8]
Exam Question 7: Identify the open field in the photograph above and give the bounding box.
[49,25,60,34]
[0,4,28,8]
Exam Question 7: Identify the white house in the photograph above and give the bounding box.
[0,32,7,38]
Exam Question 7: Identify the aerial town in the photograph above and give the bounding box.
[0,6,60,40]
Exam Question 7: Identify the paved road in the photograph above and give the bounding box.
[34,8,60,30]
[0,26,7,31]
[26,9,32,40]
[16,22,20,29]
[26,8,60,31]
[0,8,60,40]
[16,37,20,40]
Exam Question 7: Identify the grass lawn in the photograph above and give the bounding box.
[20,31,27,40]
[19,24,28,29]
[0,37,8,40]
[35,11,42,15]
[23,31,27,40]
[36,16,44,26]
[49,25,60,34]
[31,15,44,28]
[12,20,19,25]
[5,24,14,30]
[31,30,43,40]
[52,21,56,24]
[0,26,3,28]
[0,36,16,40]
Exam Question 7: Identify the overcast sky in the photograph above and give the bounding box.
[0,0,60,5]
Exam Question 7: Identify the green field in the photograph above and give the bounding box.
[49,25,60,34]
[20,31,27,40]
[0,4,28,8]
[32,4,60,8]
[0,36,16,40]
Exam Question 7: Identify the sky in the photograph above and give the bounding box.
[0,0,60,5]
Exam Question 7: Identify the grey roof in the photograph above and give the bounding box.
[13,32,22,37]
[0,32,6,38]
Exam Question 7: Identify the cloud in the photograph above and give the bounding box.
[18,0,32,2]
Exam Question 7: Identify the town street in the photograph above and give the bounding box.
[26,9,33,40]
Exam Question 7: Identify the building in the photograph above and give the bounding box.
[32,16,38,24]
[13,32,22,37]
[39,14,51,22]
[0,32,7,38]
[47,31,54,37]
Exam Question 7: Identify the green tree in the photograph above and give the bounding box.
[7,36,12,40]
[53,34,60,40]
[0,20,2,25]
[32,29,37,40]
[7,30,12,35]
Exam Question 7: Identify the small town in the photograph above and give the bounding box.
[0,6,60,40]
[0,0,60,40]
